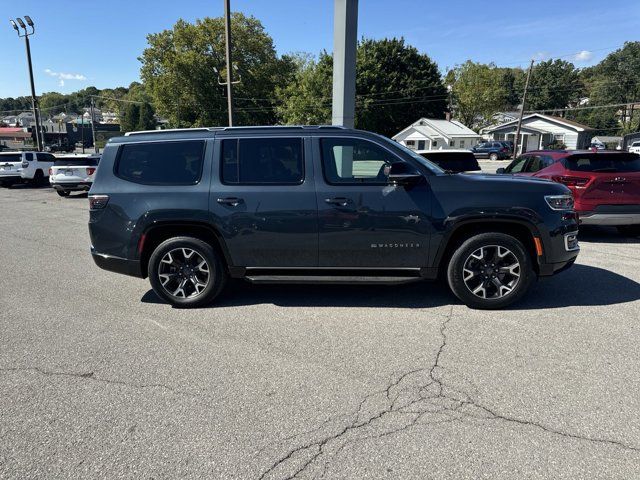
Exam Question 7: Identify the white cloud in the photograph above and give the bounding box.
[532,51,549,61]
[573,50,593,62]
[44,68,87,85]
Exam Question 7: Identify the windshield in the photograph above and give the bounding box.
[563,153,640,172]
[54,157,99,167]
[373,135,445,174]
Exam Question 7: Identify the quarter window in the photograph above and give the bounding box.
[320,138,398,184]
[116,140,205,185]
[221,137,303,185]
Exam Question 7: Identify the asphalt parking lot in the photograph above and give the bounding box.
[1,180,640,479]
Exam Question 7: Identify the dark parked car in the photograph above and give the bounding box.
[471,141,511,160]
[88,126,579,309]
[44,143,75,153]
[497,150,640,235]
[416,149,481,172]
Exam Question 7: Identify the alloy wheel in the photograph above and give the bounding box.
[462,245,520,299]
[157,248,210,299]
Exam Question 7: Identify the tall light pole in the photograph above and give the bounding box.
[223,0,234,126]
[10,16,43,151]
[513,59,534,158]
[332,0,358,128]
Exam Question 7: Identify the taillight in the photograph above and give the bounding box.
[552,175,589,187]
[89,194,109,210]
[501,148,508,152]
[86,167,96,176]
[48,168,53,176]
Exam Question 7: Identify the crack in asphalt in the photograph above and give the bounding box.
[0,366,212,403]
[256,306,640,479]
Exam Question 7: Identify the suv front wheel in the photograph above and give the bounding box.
[148,236,227,308]
[447,232,534,309]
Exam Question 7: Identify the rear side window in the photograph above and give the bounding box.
[116,140,205,185]
[0,154,21,163]
[563,153,640,172]
[221,137,303,184]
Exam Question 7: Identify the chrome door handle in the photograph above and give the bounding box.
[217,197,243,207]
[325,197,350,207]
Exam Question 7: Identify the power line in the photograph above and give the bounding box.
[526,101,640,114]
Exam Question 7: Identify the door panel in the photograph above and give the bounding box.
[313,137,431,268]
[209,136,318,267]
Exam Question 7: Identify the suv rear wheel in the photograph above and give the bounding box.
[148,236,227,308]
[447,232,534,309]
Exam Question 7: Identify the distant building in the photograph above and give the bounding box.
[101,111,119,123]
[392,118,481,150]
[483,113,593,151]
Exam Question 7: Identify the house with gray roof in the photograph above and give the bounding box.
[392,118,481,150]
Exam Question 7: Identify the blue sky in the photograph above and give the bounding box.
[1,0,639,98]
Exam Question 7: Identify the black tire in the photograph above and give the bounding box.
[56,189,70,197]
[489,153,499,161]
[148,236,227,308]
[616,225,640,237]
[447,232,535,309]
[32,170,45,186]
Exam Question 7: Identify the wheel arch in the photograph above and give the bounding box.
[139,222,233,279]
[434,218,542,277]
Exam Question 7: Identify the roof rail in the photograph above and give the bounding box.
[124,127,219,136]
[123,125,350,136]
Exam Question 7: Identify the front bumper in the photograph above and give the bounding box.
[538,230,579,277]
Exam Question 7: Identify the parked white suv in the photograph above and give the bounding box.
[49,155,100,196]
[628,141,640,154]
[0,151,56,187]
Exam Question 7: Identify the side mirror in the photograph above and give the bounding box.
[496,167,506,174]
[388,162,422,186]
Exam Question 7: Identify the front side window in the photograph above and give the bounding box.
[321,138,399,184]
[221,137,303,185]
[116,140,205,185]
[505,156,528,173]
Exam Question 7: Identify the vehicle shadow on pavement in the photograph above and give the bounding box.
[141,264,640,310]
[579,225,640,244]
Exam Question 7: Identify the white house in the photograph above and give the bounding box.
[484,113,593,151]
[392,118,481,150]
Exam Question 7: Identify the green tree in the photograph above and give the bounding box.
[120,103,140,132]
[571,42,640,133]
[137,102,156,130]
[277,38,447,137]
[140,13,294,127]
[526,59,582,112]
[446,61,514,129]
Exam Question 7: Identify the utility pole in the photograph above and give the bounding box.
[223,0,234,126]
[90,97,98,153]
[10,16,43,151]
[332,0,359,128]
[513,59,534,158]
[80,114,85,154]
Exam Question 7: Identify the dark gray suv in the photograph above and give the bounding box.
[88,126,579,309]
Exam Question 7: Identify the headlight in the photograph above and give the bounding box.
[545,194,574,211]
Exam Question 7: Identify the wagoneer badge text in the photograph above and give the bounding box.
[371,243,420,248]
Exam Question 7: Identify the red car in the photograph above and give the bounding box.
[497,150,640,235]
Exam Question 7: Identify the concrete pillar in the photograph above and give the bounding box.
[332,0,358,128]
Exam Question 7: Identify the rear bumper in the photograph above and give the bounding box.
[578,206,640,225]
[91,248,143,278]
[52,181,92,192]
[0,174,21,182]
